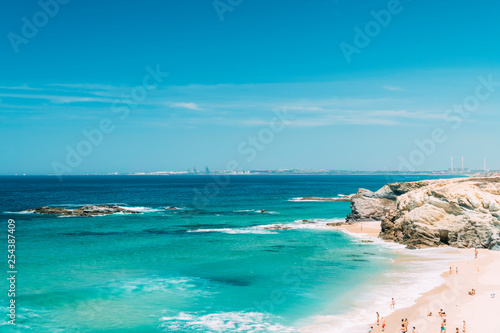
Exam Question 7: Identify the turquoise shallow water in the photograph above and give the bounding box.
[0,175,455,332]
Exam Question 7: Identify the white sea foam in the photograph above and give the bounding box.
[233,209,279,214]
[117,206,162,213]
[288,197,322,202]
[8,205,161,216]
[4,210,32,214]
[342,230,407,251]
[109,276,210,295]
[288,195,353,202]
[187,218,345,235]
[255,218,346,231]
[187,228,278,235]
[159,311,295,332]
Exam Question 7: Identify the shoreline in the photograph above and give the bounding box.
[381,247,500,333]
[302,221,500,333]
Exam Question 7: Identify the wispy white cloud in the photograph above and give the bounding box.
[221,114,401,127]
[168,102,202,110]
[278,106,325,112]
[0,81,447,128]
[368,110,441,120]
[47,83,118,90]
[383,85,403,91]
[0,85,44,91]
[0,92,114,104]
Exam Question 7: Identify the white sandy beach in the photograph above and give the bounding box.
[381,247,500,333]
[302,222,500,333]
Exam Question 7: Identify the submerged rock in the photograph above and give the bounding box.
[263,225,292,230]
[347,177,500,250]
[326,222,345,227]
[26,205,141,217]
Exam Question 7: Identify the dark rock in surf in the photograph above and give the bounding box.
[26,205,140,217]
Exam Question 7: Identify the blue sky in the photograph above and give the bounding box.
[1,0,500,174]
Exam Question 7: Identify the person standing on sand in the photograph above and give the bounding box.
[400,319,409,333]
[381,317,385,332]
[474,248,478,259]
[376,312,380,326]
[463,320,466,332]
[411,327,417,333]
[368,326,373,333]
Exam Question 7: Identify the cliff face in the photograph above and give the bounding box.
[348,177,500,250]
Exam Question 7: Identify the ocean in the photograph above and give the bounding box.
[0,175,458,332]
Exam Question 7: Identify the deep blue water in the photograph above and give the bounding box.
[0,175,456,332]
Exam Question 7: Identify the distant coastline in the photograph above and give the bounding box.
[125,170,477,176]
[5,169,487,177]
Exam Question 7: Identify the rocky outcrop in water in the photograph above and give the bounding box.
[26,205,140,217]
[263,225,292,230]
[348,178,500,250]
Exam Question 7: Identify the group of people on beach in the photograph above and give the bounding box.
[368,305,467,332]
[436,310,466,333]
[368,313,414,333]
[367,248,480,333]
[398,318,412,332]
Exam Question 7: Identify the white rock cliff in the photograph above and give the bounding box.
[347,177,500,250]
